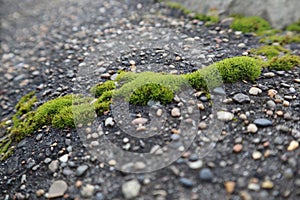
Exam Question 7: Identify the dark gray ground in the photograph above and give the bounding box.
[0,0,300,199]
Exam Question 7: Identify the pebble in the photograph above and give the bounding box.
[240,191,252,200]
[247,124,258,133]
[48,160,59,173]
[233,93,250,104]
[263,72,275,77]
[294,78,300,83]
[261,180,274,189]
[233,144,243,153]
[248,183,260,191]
[47,180,68,199]
[249,87,262,95]
[199,168,213,181]
[253,118,272,127]
[213,87,226,95]
[283,100,290,107]
[81,184,95,198]
[35,133,43,141]
[217,111,234,121]
[131,117,148,125]
[76,165,89,176]
[105,117,115,126]
[238,43,246,48]
[266,100,276,108]
[122,179,141,199]
[252,151,262,160]
[179,177,194,187]
[187,160,203,169]
[198,122,207,130]
[268,89,277,98]
[171,108,181,117]
[59,154,69,163]
[224,181,235,194]
[287,140,299,151]
[156,109,163,117]
[36,189,45,197]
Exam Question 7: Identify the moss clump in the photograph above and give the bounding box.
[286,19,300,32]
[250,45,290,59]
[90,80,116,98]
[267,55,300,70]
[230,16,271,34]
[129,83,174,105]
[163,1,218,23]
[94,90,114,115]
[260,34,300,45]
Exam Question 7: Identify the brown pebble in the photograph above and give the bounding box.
[224,181,236,194]
[233,144,243,153]
[268,89,277,98]
[75,180,83,188]
[276,110,283,116]
[171,128,181,134]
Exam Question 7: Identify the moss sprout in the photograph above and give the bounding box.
[90,80,116,98]
[267,55,300,70]
[260,34,300,45]
[286,19,300,32]
[250,45,290,59]
[230,16,271,34]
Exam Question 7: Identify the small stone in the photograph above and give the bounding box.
[266,100,276,108]
[263,72,275,77]
[252,151,262,160]
[240,190,252,200]
[198,122,207,130]
[36,189,45,197]
[36,133,43,141]
[261,180,274,189]
[199,168,213,181]
[179,177,194,187]
[225,181,235,194]
[134,162,146,170]
[233,93,250,104]
[48,160,59,173]
[294,78,300,83]
[268,89,277,98]
[287,140,299,151]
[249,87,262,95]
[217,111,234,121]
[76,165,89,176]
[247,124,258,133]
[238,43,246,48]
[122,179,141,199]
[81,184,95,198]
[105,117,114,126]
[187,160,203,169]
[239,114,247,120]
[283,100,290,107]
[213,87,226,95]
[253,118,272,127]
[233,144,243,153]
[171,108,181,117]
[131,118,148,125]
[59,154,69,163]
[156,109,163,117]
[248,183,260,191]
[108,160,116,166]
[75,180,83,188]
[47,180,68,199]
[275,110,284,116]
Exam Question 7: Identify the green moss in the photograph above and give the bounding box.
[260,34,300,45]
[164,1,191,15]
[129,83,174,105]
[163,1,218,22]
[90,81,116,98]
[267,55,300,70]
[230,16,271,34]
[250,45,290,59]
[286,19,300,32]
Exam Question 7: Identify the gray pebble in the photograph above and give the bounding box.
[76,165,89,176]
[199,168,213,181]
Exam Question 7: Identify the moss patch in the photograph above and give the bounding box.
[286,19,300,32]
[250,45,290,59]
[230,16,271,34]
[267,55,300,70]
[260,34,300,45]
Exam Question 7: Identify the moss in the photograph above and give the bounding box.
[260,34,300,45]
[230,16,271,34]
[250,45,290,59]
[129,83,174,105]
[164,1,191,15]
[286,19,300,32]
[163,1,218,22]
[267,55,300,70]
[90,80,116,98]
